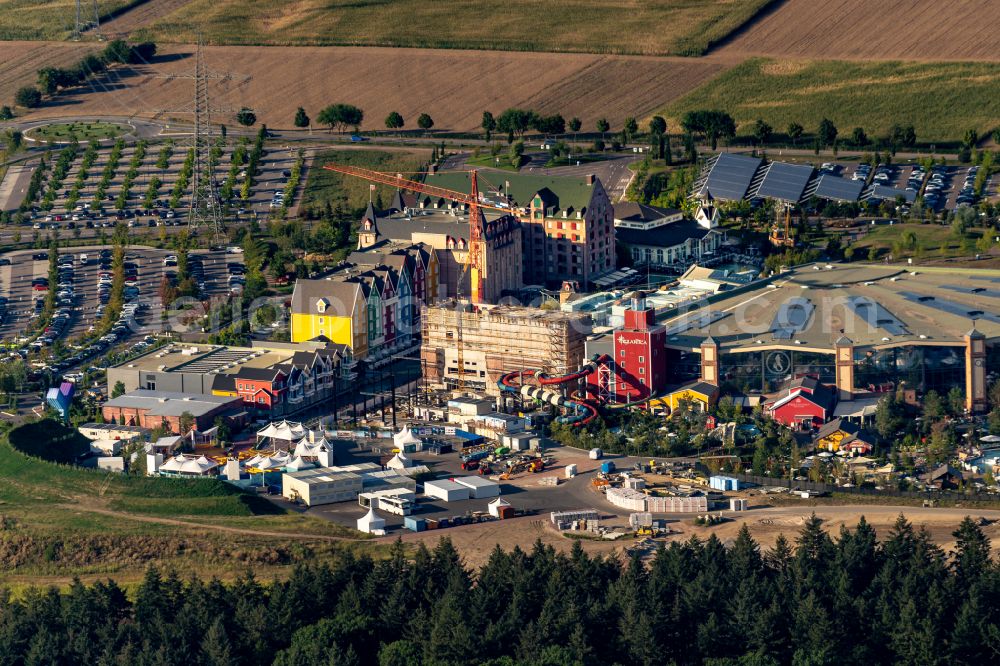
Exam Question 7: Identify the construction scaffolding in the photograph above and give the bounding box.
[420,304,592,396]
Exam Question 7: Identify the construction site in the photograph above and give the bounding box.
[420,303,592,396]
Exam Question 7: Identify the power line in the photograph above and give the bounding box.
[153,38,250,241]
[73,0,101,41]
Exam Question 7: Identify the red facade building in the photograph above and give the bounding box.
[767,376,838,429]
[590,294,668,402]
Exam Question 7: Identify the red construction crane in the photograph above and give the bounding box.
[321,164,511,305]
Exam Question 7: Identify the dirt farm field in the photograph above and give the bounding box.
[717,0,1000,61]
[0,40,102,104]
[131,0,772,57]
[6,43,735,132]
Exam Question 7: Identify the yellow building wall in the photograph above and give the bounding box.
[818,431,848,452]
[665,389,715,413]
[290,313,355,348]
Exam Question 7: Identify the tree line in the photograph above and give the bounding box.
[13,39,156,110]
[1,516,999,665]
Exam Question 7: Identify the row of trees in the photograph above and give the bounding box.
[2,517,1000,666]
[14,40,156,110]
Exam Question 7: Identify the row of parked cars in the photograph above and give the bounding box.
[922,167,950,209]
[956,166,981,208]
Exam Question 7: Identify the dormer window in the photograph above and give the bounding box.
[316,298,329,314]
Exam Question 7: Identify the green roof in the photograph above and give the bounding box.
[424,171,598,216]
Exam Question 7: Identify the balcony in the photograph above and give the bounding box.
[287,393,304,404]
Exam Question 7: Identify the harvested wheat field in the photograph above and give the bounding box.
[0,40,102,105]
[718,0,1000,61]
[14,43,734,132]
[98,0,197,36]
[137,0,772,57]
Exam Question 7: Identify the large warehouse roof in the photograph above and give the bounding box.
[661,264,1000,353]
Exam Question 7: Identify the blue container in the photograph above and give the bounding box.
[600,461,616,474]
[404,517,426,532]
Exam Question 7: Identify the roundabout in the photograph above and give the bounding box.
[26,120,132,144]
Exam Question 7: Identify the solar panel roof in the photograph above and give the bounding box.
[770,297,814,338]
[812,174,864,202]
[845,296,909,336]
[665,310,727,336]
[701,153,763,201]
[867,184,916,203]
[900,292,1000,325]
[754,162,815,202]
[942,284,1000,300]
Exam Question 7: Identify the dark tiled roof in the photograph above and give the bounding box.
[290,279,363,315]
[235,367,285,382]
[615,220,712,248]
[614,202,682,223]
[211,374,236,392]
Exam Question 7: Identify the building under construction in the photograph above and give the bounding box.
[421,304,593,396]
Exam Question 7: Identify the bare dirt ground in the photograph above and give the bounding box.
[96,0,197,36]
[7,42,736,132]
[401,503,1000,568]
[0,41,101,104]
[717,0,1000,61]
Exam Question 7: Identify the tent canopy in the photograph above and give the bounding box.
[393,426,422,448]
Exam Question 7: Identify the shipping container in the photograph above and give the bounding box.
[404,517,427,532]
[600,461,616,474]
[425,519,439,530]
[589,448,603,460]
[498,506,516,520]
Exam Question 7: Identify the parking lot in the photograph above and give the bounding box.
[814,159,985,211]
[0,245,245,373]
[17,139,298,234]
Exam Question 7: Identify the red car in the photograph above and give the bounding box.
[32,283,48,291]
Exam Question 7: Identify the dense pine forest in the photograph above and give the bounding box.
[1,515,998,666]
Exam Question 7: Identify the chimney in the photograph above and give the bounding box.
[585,174,595,185]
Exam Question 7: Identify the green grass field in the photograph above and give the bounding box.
[846,223,991,261]
[661,58,1000,144]
[0,0,140,40]
[0,421,369,584]
[32,121,127,142]
[137,0,773,56]
[301,148,430,214]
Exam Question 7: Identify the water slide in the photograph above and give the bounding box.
[498,355,609,426]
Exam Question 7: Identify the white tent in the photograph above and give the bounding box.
[294,436,331,458]
[357,508,386,535]
[386,451,412,470]
[159,454,220,476]
[488,497,512,518]
[245,450,291,471]
[257,420,306,447]
[285,455,315,471]
[393,426,422,448]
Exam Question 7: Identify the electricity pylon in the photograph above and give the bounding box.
[154,38,250,240]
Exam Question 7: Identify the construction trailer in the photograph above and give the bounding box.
[282,469,364,506]
[424,479,472,502]
[453,476,500,499]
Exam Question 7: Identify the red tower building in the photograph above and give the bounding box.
[590,293,667,403]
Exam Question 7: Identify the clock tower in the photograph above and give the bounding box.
[965,327,987,413]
